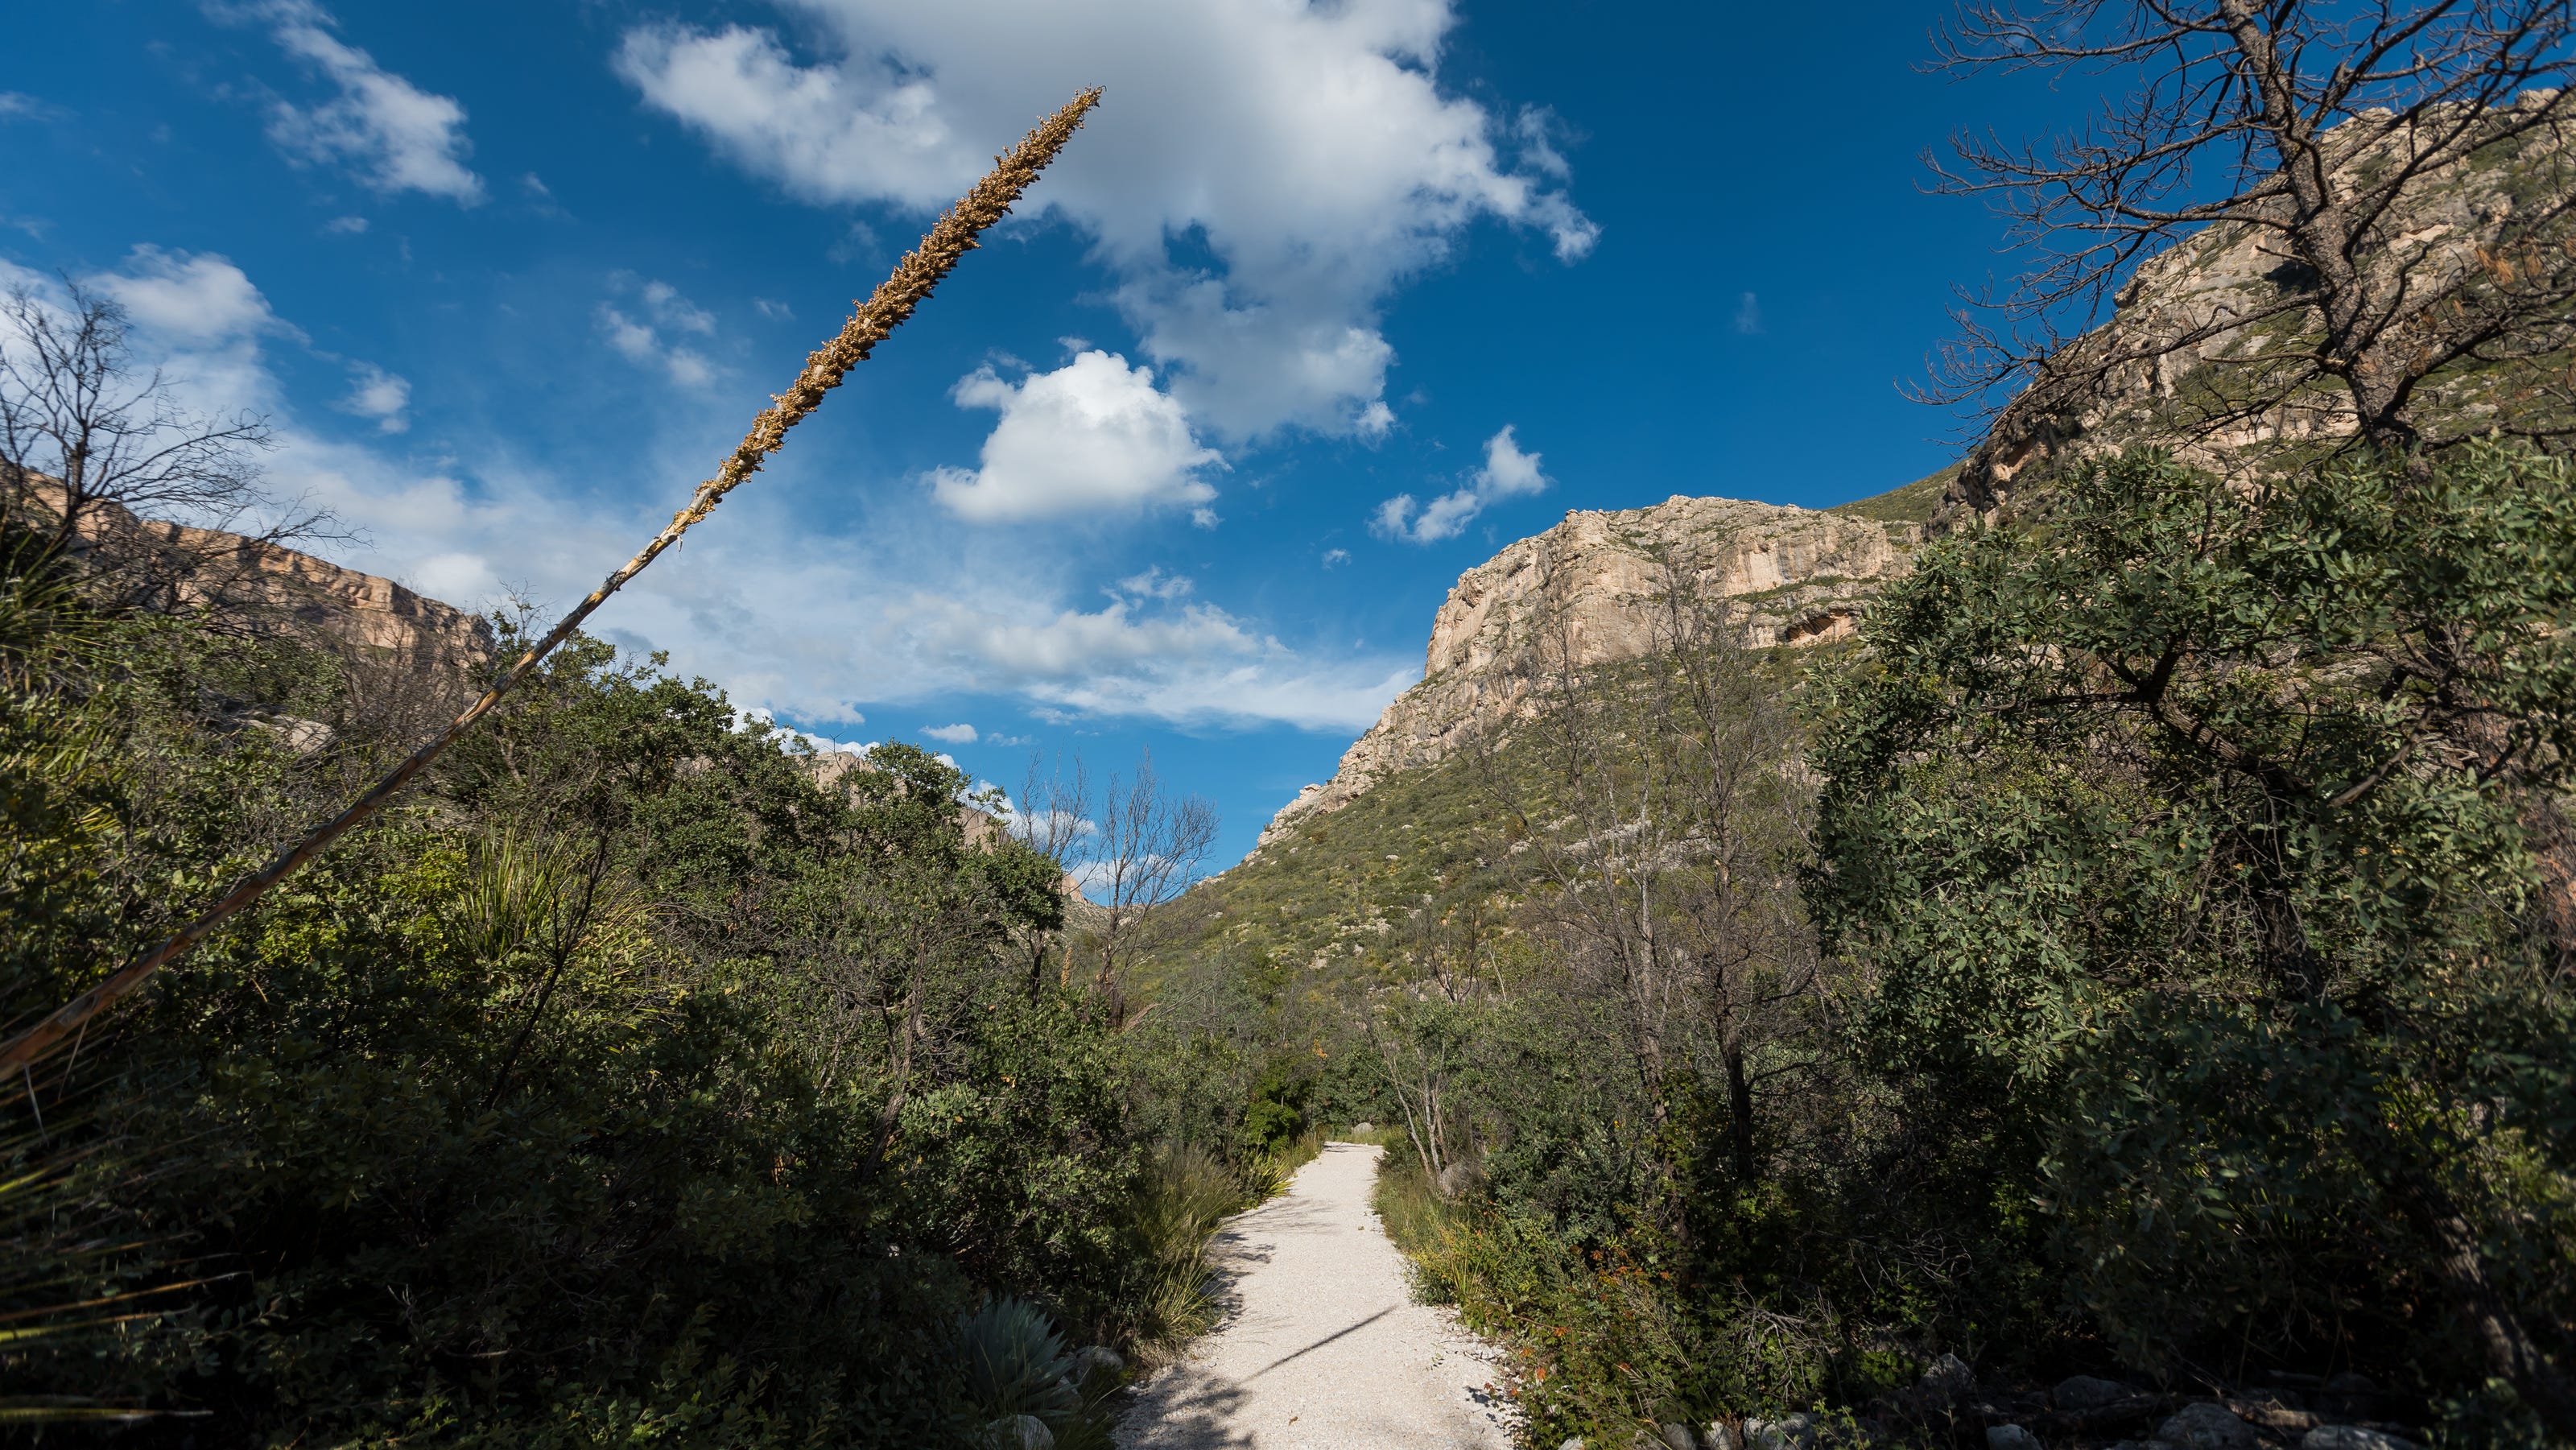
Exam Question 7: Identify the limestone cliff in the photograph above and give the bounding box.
[1258,491,1921,847]
[64,492,495,677]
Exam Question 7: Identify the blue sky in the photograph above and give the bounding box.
[2,0,2078,868]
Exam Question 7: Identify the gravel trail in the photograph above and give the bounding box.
[1117,1142,1518,1450]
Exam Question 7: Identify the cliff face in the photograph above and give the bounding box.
[1258,492,1920,846]
[64,492,495,676]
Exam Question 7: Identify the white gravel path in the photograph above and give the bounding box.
[1117,1142,1520,1450]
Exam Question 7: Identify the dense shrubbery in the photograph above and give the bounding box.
[11,428,2570,1446]
[0,539,1300,1443]
[1200,444,2576,1448]
[1808,443,2576,1439]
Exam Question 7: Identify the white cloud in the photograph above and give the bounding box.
[336,361,409,432]
[321,214,369,234]
[737,706,865,756]
[1373,424,1550,544]
[907,589,1411,730]
[639,279,715,334]
[0,93,69,123]
[1735,291,1762,336]
[225,0,486,204]
[919,722,978,744]
[88,246,280,345]
[27,244,1414,738]
[930,350,1221,523]
[1116,568,1193,601]
[1322,548,1350,568]
[613,0,1591,441]
[595,279,717,389]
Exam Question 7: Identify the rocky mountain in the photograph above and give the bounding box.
[1257,99,2567,854]
[1256,482,1936,848]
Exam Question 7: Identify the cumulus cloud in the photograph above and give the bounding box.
[613,0,1591,441]
[336,361,409,432]
[919,722,978,744]
[930,351,1220,523]
[1373,425,1550,544]
[222,0,486,204]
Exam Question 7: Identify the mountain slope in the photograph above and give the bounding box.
[1259,483,1929,848]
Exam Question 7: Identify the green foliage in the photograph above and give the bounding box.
[1239,1064,1311,1159]
[0,580,1187,1444]
[955,1295,1079,1424]
[1809,443,2576,1407]
[1116,1142,1239,1360]
[1174,444,2576,1445]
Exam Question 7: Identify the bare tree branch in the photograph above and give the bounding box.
[1919,0,2574,511]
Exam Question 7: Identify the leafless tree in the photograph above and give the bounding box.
[1476,541,1822,1195]
[1922,0,2575,506]
[1394,883,1510,1004]
[1087,751,1218,1024]
[1634,553,1821,1186]
[1,279,327,597]
[1010,753,1096,994]
[1363,994,1469,1188]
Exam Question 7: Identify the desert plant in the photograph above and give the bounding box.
[956,1295,1080,1429]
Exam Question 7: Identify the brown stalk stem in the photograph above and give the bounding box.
[0,88,1104,1082]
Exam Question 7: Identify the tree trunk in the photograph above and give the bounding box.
[2215,0,2419,454]
[1724,1040,1757,1186]
[861,965,926,1180]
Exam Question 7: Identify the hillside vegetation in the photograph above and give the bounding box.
[1140,442,2576,1450]
[1130,48,2576,1450]
[0,527,1326,1444]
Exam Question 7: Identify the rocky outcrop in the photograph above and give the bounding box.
[1259,494,1917,846]
[60,490,495,677]
[1946,92,2570,523]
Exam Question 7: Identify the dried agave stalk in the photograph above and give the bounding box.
[0,88,1104,1080]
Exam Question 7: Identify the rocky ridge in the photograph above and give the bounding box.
[68,492,496,675]
[1257,491,1922,848]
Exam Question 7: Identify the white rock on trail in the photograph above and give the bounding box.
[1116,1142,1517,1449]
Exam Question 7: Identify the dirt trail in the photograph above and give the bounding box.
[1116,1142,1517,1450]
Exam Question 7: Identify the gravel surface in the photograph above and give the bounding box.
[1117,1142,1519,1450]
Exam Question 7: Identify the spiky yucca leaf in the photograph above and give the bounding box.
[956,1295,1079,1424]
